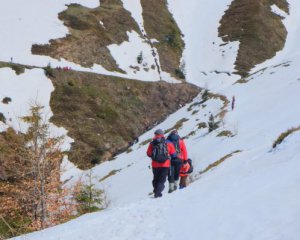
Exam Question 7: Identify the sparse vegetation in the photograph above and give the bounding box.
[187,102,201,112]
[0,61,29,75]
[139,138,152,147]
[208,114,220,132]
[175,68,185,80]
[199,151,242,175]
[175,61,186,80]
[235,78,248,84]
[202,89,209,102]
[44,63,55,78]
[183,130,197,139]
[2,97,12,104]
[217,130,234,137]
[137,51,143,64]
[164,118,189,134]
[0,113,6,123]
[197,122,207,129]
[99,169,121,183]
[272,126,300,149]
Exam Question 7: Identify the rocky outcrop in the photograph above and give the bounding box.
[32,0,140,72]
[219,0,289,77]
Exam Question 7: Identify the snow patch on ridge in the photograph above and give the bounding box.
[167,0,240,91]
[108,31,160,81]
[271,4,288,18]
[121,0,144,28]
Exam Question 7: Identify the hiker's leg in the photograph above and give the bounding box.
[179,176,187,189]
[152,168,159,194]
[173,162,182,190]
[168,165,175,193]
[156,167,169,197]
[174,162,182,181]
[168,165,175,183]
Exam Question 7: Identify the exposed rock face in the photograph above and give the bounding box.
[49,70,200,169]
[31,0,185,79]
[219,0,289,77]
[32,0,140,72]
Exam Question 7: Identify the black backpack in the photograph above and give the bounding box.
[187,159,193,173]
[151,138,169,163]
[167,133,181,154]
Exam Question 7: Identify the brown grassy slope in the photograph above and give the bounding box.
[219,0,289,77]
[32,0,140,72]
[141,0,184,79]
[50,70,199,169]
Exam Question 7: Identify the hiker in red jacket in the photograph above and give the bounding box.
[167,130,188,193]
[147,129,177,198]
[179,160,191,189]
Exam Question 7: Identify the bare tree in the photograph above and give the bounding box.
[21,104,65,229]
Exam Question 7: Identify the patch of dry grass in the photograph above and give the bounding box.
[198,150,242,176]
[217,130,234,138]
[272,126,300,149]
[164,118,189,134]
[99,169,121,182]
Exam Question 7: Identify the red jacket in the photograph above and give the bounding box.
[177,139,188,161]
[146,135,176,168]
[180,161,191,177]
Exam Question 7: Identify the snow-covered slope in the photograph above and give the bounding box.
[2,0,300,239]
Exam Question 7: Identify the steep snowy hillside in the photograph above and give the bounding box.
[0,0,199,171]
[2,0,300,239]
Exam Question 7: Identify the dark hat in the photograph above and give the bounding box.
[154,129,164,135]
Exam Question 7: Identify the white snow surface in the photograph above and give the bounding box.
[0,0,99,67]
[121,0,144,28]
[108,31,161,82]
[3,0,300,239]
[271,4,288,18]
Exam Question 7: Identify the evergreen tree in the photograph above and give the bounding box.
[44,63,54,78]
[202,89,209,102]
[208,114,219,132]
[76,168,104,214]
[137,51,143,64]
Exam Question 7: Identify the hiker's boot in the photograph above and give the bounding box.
[174,180,179,191]
[168,182,175,193]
